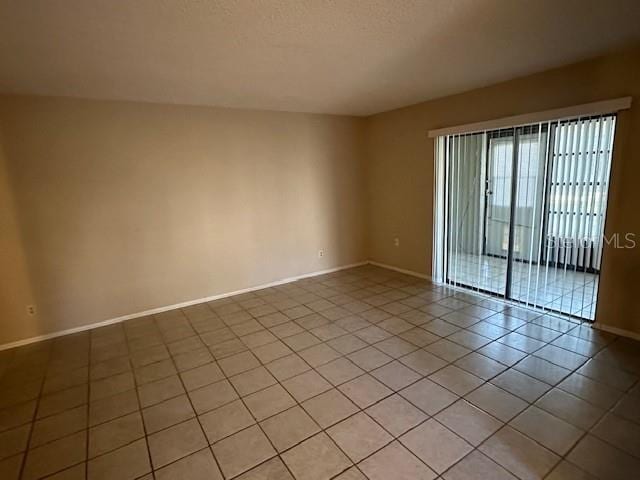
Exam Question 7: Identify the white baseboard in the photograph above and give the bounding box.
[368,261,431,280]
[11,257,635,351]
[0,261,369,351]
[592,322,640,342]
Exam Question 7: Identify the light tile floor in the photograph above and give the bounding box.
[1,265,639,479]
[448,253,598,320]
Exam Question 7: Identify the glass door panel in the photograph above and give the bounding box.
[482,129,516,296]
[507,126,549,307]
[445,132,508,296]
[508,117,615,320]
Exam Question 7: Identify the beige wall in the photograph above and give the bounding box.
[0,131,39,344]
[366,47,640,334]
[0,97,367,345]
[3,48,640,346]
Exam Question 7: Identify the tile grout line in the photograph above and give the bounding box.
[186,308,302,480]
[85,335,93,480]
[17,332,628,479]
[155,312,226,480]
[16,343,51,480]
[1,265,638,480]
[125,329,157,480]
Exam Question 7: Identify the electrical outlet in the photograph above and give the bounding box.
[394,237,400,247]
[26,305,36,316]
[318,249,324,258]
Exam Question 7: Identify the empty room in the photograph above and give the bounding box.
[2,1,640,479]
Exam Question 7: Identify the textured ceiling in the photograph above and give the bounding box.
[1,0,639,116]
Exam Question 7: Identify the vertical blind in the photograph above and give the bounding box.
[545,116,616,271]
[434,114,616,320]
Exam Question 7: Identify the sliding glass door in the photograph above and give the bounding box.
[439,115,616,320]
[445,132,504,294]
